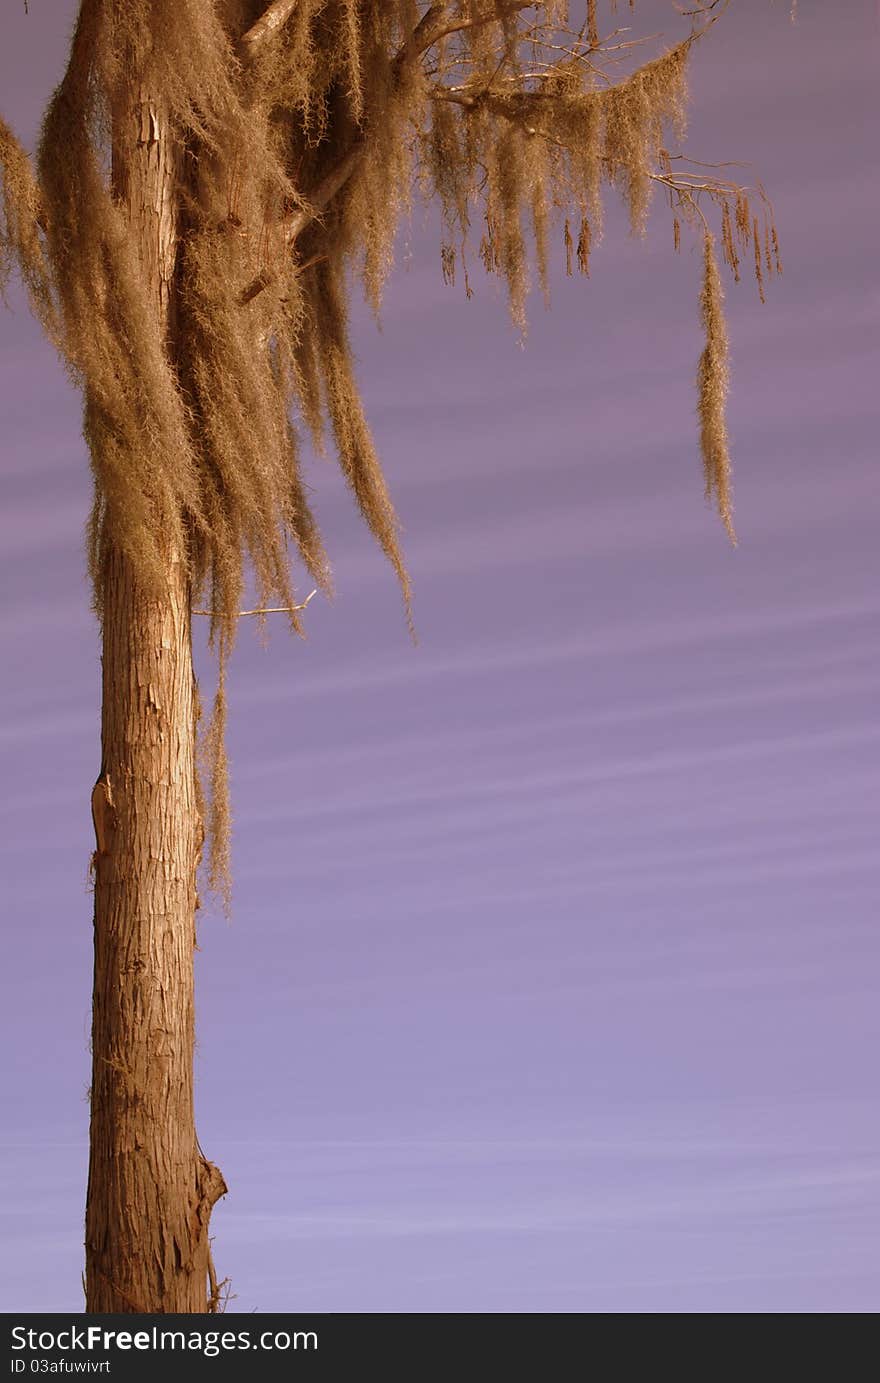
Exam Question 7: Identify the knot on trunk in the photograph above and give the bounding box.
[90,773,117,857]
[197,1156,228,1216]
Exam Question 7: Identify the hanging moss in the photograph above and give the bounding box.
[697,232,735,545]
[1,1,777,900]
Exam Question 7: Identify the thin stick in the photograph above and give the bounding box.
[193,590,318,617]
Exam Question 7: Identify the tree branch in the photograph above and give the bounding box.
[286,2,478,237]
[284,138,366,241]
[236,1,554,305]
[415,2,539,53]
[239,7,448,303]
[237,0,300,63]
[397,4,451,63]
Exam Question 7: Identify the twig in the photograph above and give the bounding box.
[206,1240,232,1314]
[193,590,318,617]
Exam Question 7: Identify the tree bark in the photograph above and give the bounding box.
[85,88,225,1314]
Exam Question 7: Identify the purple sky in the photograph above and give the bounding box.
[1,2,877,1314]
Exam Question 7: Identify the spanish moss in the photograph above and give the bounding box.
[1,2,776,898]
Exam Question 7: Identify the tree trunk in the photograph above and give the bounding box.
[84,87,225,1314]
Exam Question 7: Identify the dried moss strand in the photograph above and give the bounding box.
[204,645,232,914]
[0,117,56,338]
[697,232,735,545]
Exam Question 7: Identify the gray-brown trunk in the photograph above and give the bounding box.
[84,85,225,1314]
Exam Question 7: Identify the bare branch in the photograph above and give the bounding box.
[193,591,318,618]
[283,3,476,236]
[401,4,449,60]
[237,267,275,307]
[237,0,300,63]
[237,139,364,304]
[240,3,535,275]
[284,138,365,241]
[238,251,326,306]
[417,2,540,53]
[282,2,444,228]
